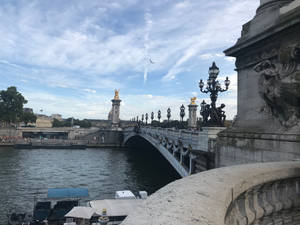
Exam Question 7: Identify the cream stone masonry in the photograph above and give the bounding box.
[121,161,300,225]
[216,0,300,166]
[188,103,198,129]
[280,0,300,14]
[111,90,121,130]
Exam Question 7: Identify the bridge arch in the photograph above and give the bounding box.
[124,131,189,177]
[123,127,221,177]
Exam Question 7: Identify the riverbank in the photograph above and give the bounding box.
[0,139,123,149]
[0,127,124,149]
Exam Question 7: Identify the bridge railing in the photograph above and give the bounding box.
[123,126,225,174]
[140,126,225,152]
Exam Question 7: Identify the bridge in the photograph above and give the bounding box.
[123,126,225,177]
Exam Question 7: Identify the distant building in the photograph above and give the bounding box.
[35,115,53,128]
[23,108,33,113]
[51,114,62,121]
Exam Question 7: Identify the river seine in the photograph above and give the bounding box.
[0,147,180,223]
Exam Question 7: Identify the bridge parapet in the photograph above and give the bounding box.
[122,161,300,225]
[139,126,225,152]
[123,126,225,176]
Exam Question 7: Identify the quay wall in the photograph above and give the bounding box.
[0,127,124,148]
[83,130,123,147]
[0,128,19,137]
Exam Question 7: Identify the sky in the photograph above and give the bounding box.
[0,0,260,120]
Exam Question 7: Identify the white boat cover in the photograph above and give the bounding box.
[65,206,100,219]
[89,199,144,216]
[115,190,136,199]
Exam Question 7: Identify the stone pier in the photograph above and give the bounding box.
[188,97,198,129]
[216,0,300,167]
[111,90,121,130]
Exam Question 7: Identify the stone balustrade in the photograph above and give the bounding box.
[121,161,300,225]
[132,126,225,152]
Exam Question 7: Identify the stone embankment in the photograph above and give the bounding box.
[122,161,300,225]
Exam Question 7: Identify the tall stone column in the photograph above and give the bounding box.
[188,97,198,129]
[111,90,121,130]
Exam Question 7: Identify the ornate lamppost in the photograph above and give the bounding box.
[158,110,161,123]
[151,112,154,124]
[141,114,144,124]
[180,105,185,122]
[199,62,230,127]
[145,113,148,125]
[167,108,171,123]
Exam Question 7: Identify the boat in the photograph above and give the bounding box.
[47,200,78,225]
[32,201,51,224]
[30,188,89,225]
[9,189,146,225]
[64,190,148,225]
[8,213,32,225]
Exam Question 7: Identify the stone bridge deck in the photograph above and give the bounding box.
[123,126,225,177]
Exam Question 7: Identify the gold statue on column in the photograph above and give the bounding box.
[114,89,120,100]
[190,97,197,105]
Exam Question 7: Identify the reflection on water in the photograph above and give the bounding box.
[0,147,180,223]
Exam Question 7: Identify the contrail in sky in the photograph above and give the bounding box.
[144,11,152,83]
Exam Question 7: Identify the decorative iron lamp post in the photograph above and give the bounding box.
[199,62,230,127]
[145,113,148,125]
[167,108,171,123]
[136,116,139,122]
[141,114,144,124]
[180,105,185,122]
[158,110,161,123]
[151,112,154,124]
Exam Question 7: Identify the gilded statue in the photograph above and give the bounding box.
[190,97,197,105]
[114,89,120,100]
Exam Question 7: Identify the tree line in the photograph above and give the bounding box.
[0,86,36,126]
[52,118,91,128]
[0,86,91,128]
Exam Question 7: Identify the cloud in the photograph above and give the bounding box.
[143,11,153,83]
[0,0,260,120]
[83,89,97,94]
[162,0,258,81]
[24,90,112,119]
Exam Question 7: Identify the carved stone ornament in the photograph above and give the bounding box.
[254,45,300,128]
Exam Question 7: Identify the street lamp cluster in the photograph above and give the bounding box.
[130,62,230,127]
[199,62,230,127]
[131,107,174,125]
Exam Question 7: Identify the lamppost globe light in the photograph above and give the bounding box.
[158,110,161,122]
[199,62,230,127]
[207,78,212,86]
[225,76,230,87]
[199,79,204,89]
[208,62,219,79]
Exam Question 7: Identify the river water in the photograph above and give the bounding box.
[0,147,180,224]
